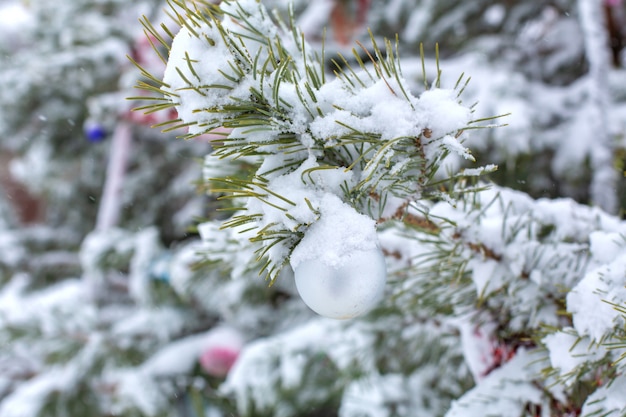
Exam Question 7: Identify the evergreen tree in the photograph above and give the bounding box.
[0,1,211,415]
[1,0,625,416]
[266,0,626,211]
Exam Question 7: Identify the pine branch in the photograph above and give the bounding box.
[131,0,497,282]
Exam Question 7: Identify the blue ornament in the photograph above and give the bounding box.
[149,252,172,283]
[84,122,107,142]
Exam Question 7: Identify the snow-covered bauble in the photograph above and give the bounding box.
[200,346,240,377]
[199,326,244,378]
[294,247,387,319]
[290,194,387,319]
[148,251,172,283]
[84,121,107,142]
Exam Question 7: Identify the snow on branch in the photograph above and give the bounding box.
[134,0,497,301]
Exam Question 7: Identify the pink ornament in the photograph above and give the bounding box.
[605,0,623,7]
[198,326,244,377]
[199,346,240,377]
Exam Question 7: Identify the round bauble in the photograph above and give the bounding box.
[198,326,244,378]
[293,247,387,319]
[84,122,107,142]
[199,346,240,377]
[148,252,172,283]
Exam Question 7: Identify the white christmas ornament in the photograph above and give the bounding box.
[289,194,387,319]
[294,247,387,319]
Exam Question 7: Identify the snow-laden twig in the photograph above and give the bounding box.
[577,0,619,214]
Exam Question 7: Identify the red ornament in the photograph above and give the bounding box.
[197,326,244,378]
[199,346,240,377]
[330,0,371,45]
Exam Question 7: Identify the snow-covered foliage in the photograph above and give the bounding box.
[0,0,207,238]
[411,186,626,416]
[210,180,626,416]
[1,0,626,416]
[126,0,626,414]
[266,0,626,211]
[158,0,490,293]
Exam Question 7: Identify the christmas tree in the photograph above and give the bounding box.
[0,0,212,415]
[1,0,625,416]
